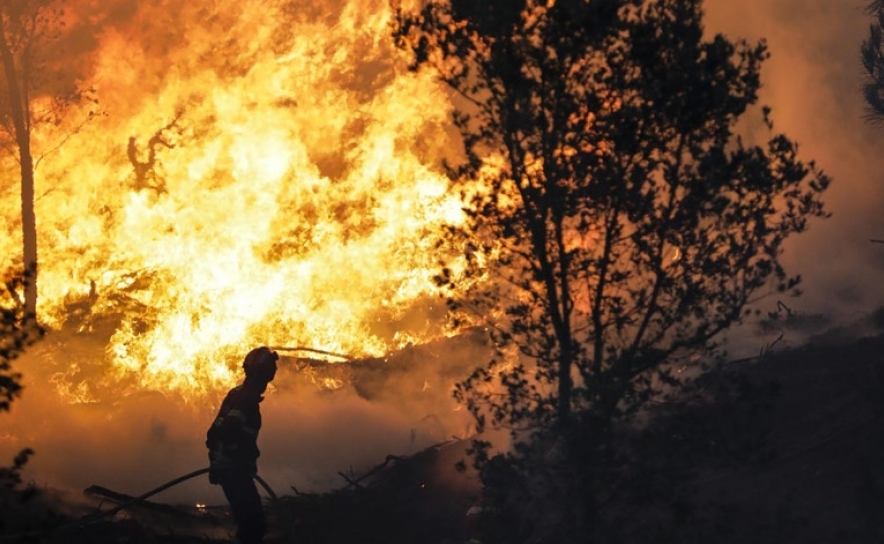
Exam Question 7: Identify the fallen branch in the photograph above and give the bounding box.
[338,455,405,489]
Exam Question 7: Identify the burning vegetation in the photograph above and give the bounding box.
[0,0,474,404]
[4,0,884,543]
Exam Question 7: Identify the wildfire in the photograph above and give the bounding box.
[1,0,470,403]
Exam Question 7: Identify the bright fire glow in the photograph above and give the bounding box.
[0,0,470,403]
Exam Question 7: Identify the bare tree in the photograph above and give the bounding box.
[0,0,94,326]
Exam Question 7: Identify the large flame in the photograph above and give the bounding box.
[1,0,469,402]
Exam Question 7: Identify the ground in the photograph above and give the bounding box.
[2,328,884,543]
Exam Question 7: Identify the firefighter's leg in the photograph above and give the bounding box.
[220,472,267,544]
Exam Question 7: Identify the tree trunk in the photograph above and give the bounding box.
[0,14,37,325]
[557,350,573,425]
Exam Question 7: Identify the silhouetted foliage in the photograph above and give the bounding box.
[394,0,829,540]
[0,268,41,411]
[0,268,42,536]
[864,0,884,121]
[0,448,34,493]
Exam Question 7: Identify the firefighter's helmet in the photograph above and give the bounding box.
[243,346,278,382]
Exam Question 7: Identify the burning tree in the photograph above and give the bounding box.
[0,0,95,327]
[394,0,829,539]
[864,0,884,121]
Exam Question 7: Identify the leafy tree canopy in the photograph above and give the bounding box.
[393,0,830,438]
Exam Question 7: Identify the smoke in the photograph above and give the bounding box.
[704,0,884,324]
[0,333,483,505]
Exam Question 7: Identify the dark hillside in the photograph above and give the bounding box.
[611,330,884,544]
[685,333,884,543]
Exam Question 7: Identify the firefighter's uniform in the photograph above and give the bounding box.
[206,347,277,544]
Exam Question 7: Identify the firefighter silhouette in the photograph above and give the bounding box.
[206,346,278,544]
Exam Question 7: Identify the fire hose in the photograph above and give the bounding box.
[0,467,279,540]
[81,467,279,521]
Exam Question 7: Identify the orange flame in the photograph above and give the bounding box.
[2,0,471,402]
